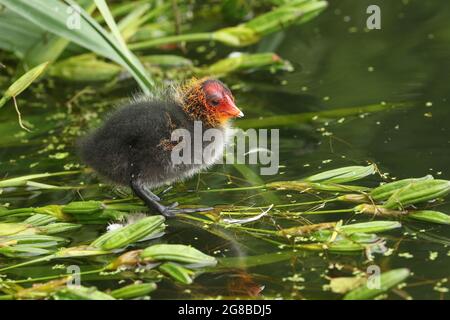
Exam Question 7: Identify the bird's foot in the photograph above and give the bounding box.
[130,178,212,218]
[159,202,213,218]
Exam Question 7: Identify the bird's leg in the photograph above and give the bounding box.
[129,164,212,217]
[130,178,212,217]
[128,144,213,217]
[130,176,176,217]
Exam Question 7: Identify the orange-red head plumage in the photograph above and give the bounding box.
[179,77,243,126]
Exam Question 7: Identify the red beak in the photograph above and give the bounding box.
[223,94,244,118]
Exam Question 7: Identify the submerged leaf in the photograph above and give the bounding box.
[277,222,336,237]
[329,276,366,294]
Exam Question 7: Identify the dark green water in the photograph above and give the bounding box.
[1,0,449,299]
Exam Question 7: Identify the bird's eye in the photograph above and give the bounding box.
[209,98,220,106]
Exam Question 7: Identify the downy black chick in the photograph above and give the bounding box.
[78,78,243,217]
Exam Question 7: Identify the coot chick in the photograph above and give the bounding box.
[78,78,243,217]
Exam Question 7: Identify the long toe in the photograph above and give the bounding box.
[161,207,178,218]
[171,206,214,214]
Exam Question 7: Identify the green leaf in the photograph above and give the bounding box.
[0,0,153,93]
[266,180,370,193]
[407,210,450,225]
[0,61,49,108]
[0,170,80,188]
[343,269,410,300]
[3,234,67,246]
[0,245,53,258]
[339,221,402,234]
[48,54,122,82]
[38,222,82,234]
[383,179,450,209]
[0,10,45,57]
[304,165,376,184]
[159,262,194,285]
[54,286,115,300]
[110,282,157,299]
[141,244,217,267]
[329,276,366,294]
[129,0,327,49]
[90,216,165,250]
[24,214,57,226]
[22,0,96,69]
[0,222,28,236]
[370,175,434,201]
[62,200,104,215]
[197,52,292,76]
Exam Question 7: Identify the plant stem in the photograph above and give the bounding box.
[129,32,213,50]
[7,268,105,284]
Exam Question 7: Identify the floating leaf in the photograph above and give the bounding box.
[407,210,450,225]
[159,262,194,285]
[62,201,105,215]
[0,222,28,236]
[370,175,434,201]
[3,234,67,247]
[141,244,217,267]
[14,278,70,299]
[54,286,115,300]
[110,282,157,299]
[337,193,369,203]
[354,204,407,217]
[277,222,336,237]
[383,179,450,209]
[343,268,410,300]
[304,165,376,184]
[0,244,59,258]
[24,214,57,226]
[90,215,165,250]
[329,276,366,294]
[339,221,401,234]
[0,170,80,188]
[38,223,82,234]
[266,181,369,193]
